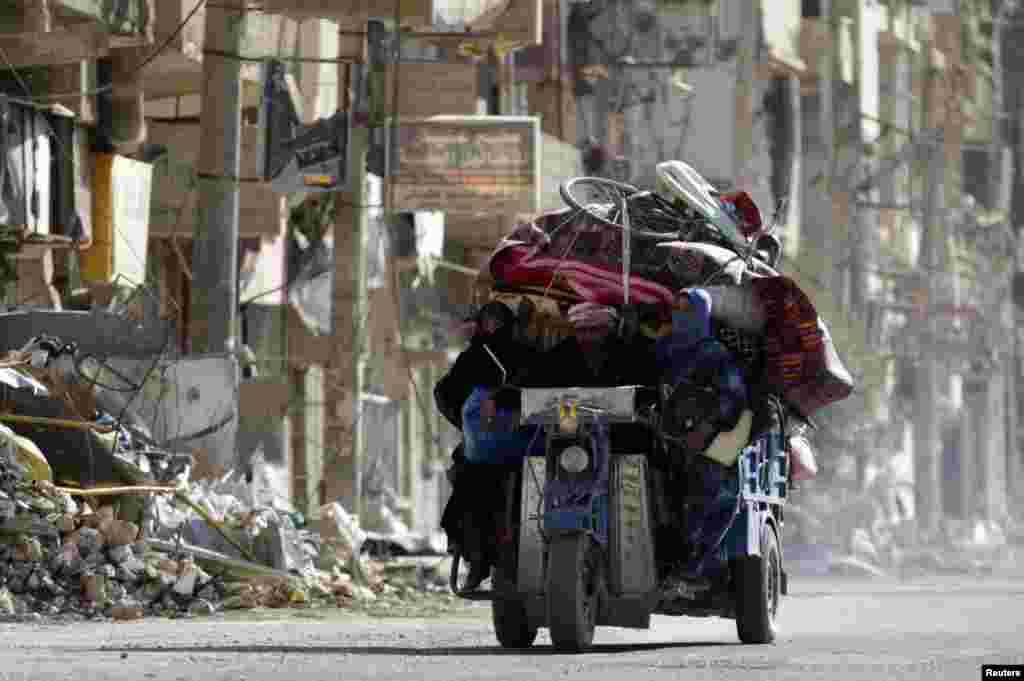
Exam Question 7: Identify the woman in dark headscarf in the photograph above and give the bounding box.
[436,300,534,591]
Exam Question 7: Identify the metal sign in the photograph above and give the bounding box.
[261,60,350,194]
[391,116,539,216]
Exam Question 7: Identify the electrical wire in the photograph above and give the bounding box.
[1,33,186,367]
[2,0,207,104]
[203,48,360,64]
[73,352,145,393]
[369,14,448,452]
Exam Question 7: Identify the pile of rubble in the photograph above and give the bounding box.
[0,332,456,623]
[0,424,449,624]
[785,482,1022,579]
[0,447,194,622]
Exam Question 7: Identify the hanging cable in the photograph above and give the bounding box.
[3,0,206,103]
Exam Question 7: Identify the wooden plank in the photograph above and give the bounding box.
[0,23,107,66]
[261,0,434,27]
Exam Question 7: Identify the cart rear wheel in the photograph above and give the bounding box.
[734,523,781,644]
[492,595,538,649]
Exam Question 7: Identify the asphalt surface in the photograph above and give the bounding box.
[1,575,1022,681]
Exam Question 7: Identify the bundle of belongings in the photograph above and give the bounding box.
[436,161,853,589]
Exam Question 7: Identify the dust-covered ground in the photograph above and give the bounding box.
[0,574,1021,681]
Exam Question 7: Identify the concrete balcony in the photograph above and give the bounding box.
[258,0,541,52]
[259,0,435,27]
[0,0,152,67]
[133,0,299,100]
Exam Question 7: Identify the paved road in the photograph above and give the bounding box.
[2,576,1022,681]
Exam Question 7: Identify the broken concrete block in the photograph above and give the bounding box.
[0,494,15,522]
[6,574,25,594]
[80,574,107,603]
[53,542,82,577]
[73,528,104,556]
[108,582,127,602]
[103,520,139,547]
[13,538,43,562]
[26,572,40,591]
[111,604,144,621]
[141,581,162,602]
[157,558,179,574]
[40,574,60,595]
[116,565,138,584]
[57,514,76,534]
[83,551,107,570]
[173,561,199,597]
[107,544,133,565]
[121,556,145,574]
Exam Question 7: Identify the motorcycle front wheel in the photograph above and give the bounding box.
[546,533,600,652]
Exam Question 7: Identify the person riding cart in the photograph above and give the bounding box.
[435,161,854,650]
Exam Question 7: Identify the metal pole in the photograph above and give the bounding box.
[190,0,244,354]
[913,58,944,539]
[994,1,1020,506]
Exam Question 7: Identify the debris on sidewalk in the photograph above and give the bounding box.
[0,418,448,623]
[0,335,452,624]
[785,481,1021,580]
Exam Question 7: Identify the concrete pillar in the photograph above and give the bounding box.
[189,0,244,354]
[398,392,413,529]
[982,371,1009,522]
[324,25,369,516]
[1004,297,1020,515]
[302,365,325,517]
[959,399,976,522]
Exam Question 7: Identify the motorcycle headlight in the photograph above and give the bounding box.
[559,445,590,474]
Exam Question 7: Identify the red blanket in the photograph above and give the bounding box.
[488,243,677,307]
[752,276,855,418]
[485,208,677,307]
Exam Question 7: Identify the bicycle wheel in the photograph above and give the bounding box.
[559,177,686,240]
[559,177,639,229]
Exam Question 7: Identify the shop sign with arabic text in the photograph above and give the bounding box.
[391,116,540,216]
